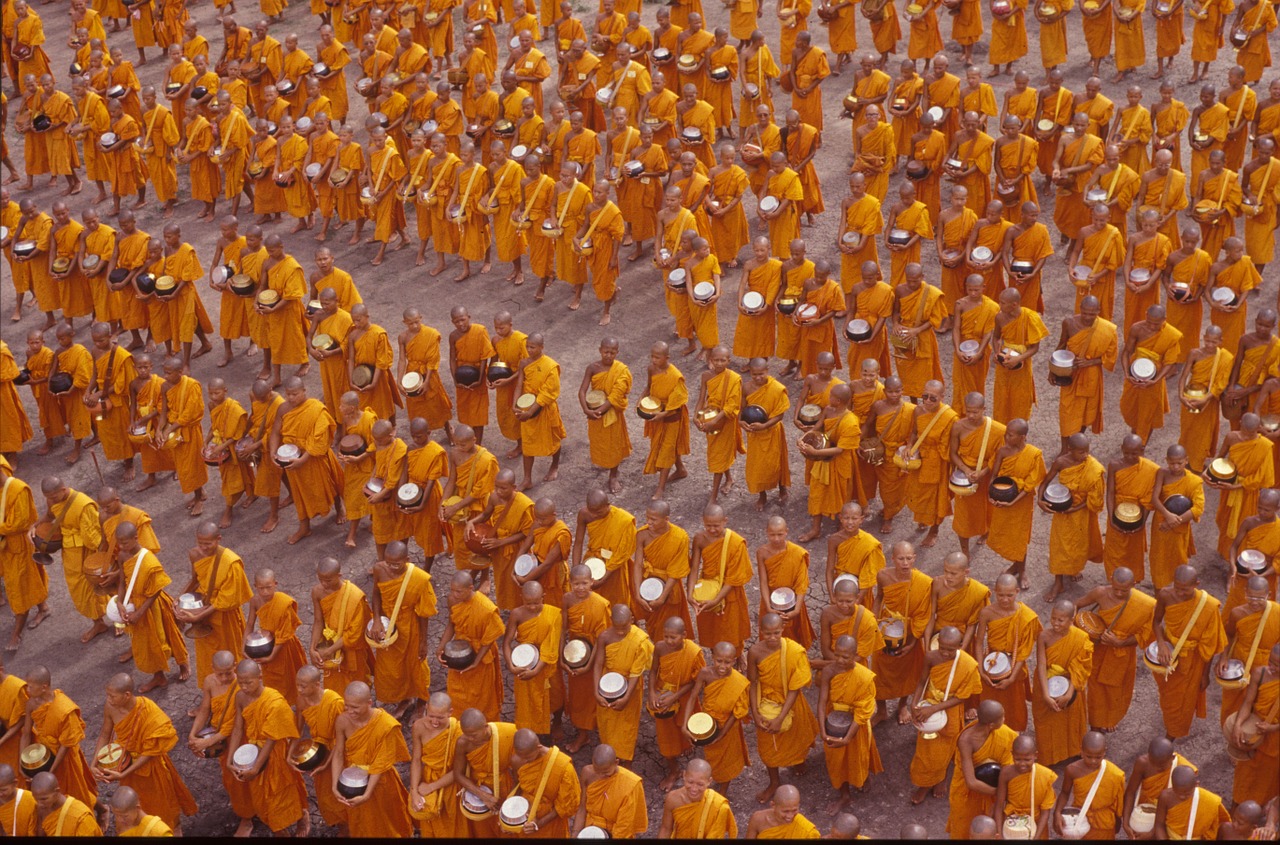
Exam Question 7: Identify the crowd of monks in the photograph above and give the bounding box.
[1,0,1280,832]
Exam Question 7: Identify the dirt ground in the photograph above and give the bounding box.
[0,0,1268,835]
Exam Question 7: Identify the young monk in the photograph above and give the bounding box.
[755,516,814,647]
[657,758,736,837]
[504,581,560,739]
[748,612,820,804]
[1038,432,1103,602]
[1031,599,1093,766]
[745,784,820,837]
[817,634,882,815]
[649,617,705,789]
[574,743,649,837]
[245,569,307,708]
[946,700,1016,839]
[269,377,343,545]
[740,358,791,510]
[437,570,504,722]
[1073,566,1155,733]
[1050,731,1126,839]
[974,573,1042,732]
[176,521,252,685]
[683,641,750,795]
[1148,444,1205,589]
[908,626,984,806]
[592,604,653,765]
[468,469,534,611]
[642,341,691,500]
[631,500,692,633]
[571,488,636,609]
[407,692,465,837]
[695,346,743,503]
[817,579,885,674]
[561,564,611,754]
[91,673,197,832]
[308,557,371,696]
[986,418,1045,592]
[368,542,436,720]
[1154,766,1230,840]
[872,540,932,725]
[1102,435,1158,581]
[1150,564,1227,740]
[992,734,1058,836]
[330,681,413,837]
[688,504,753,653]
[110,522,190,693]
[291,665,346,832]
[579,337,632,493]
[824,503,884,608]
[225,660,309,837]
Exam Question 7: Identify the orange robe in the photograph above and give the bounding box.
[872,570,932,699]
[254,592,307,706]
[584,766,648,838]
[597,625,653,761]
[191,548,252,684]
[318,580,372,695]
[1030,627,1093,765]
[586,361,632,470]
[1155,590,1227,738]
[981,605,1041,731]
[909,652,983,787]
[446,590,504,721]
[643,363,691,474]
[240,688,307,832]
[694,530,752,650]
[372,566,436,703]
[341,709,412,837]
[280,397,342,521]
[112,695,198,827]
[1118,323,1182,440]
[823,662,882,789]
[30,691,98,810]
[755,637,820,767]
[946,722,1016,838]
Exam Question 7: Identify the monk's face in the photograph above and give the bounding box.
[710,647,735,678]
[964,400,985,423]
[1048,606,1072,635]
[645,507,669,533]
[237,669,263,696]
[343,692,372,720]
[833,641,857,670]
[765,520,787,547]
[32,786,59,815]
[1108,575,1132,602]
[1245,585,1267,614]
[759,621,782,648]
[447,578,474,605]
[749,365,768,389]
[702,513,725,540]
[940,559,969,590]
[950,189,968,210]
[684,765,710,801]
[569,574,592,600]
[422,703,450,731]
[919,384,941,413]
[832,586,858,615]
[105,685,131,710]
[1166,452,1187,474]
[254,576,277,602]
[772,793,800,825]
[163,365,183,386]
[837,505,863,533]
[1172,576,1198,603]
[0,777,14,805]
[994,580,1017,611]
[318,569,343,594]
[1080,740,1106,770]
[1011,747,1036,774]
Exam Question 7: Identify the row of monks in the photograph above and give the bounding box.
[1,456,1279,837]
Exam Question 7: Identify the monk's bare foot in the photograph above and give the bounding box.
[177,664,191,681]
[1042,584,1061,603]
[118,649,133,663]
[542,468,558,483]
[219,510,233,529]
[825,796,850,815]
[659,770,680,791]
[512,272,525,286]
[28,607,51,629]
[429,263,446,277]
[879,517,894,534]
[755,782,778,804]
[871,707,888,727]
[668,468,687,484]
[189,498,204,517]
[295,813,311,838]
[138,673,168,693]
[234,818,254,837]
[36,441,52,456]
[797,529,820,542]
[81,621,110,643]
[608,477,621,493]
[136,475,158,492]
[897,705,914,725]
[348,232,361,245]
[217,355,231,368]
[505,445,521,459]
[932,781,947,797]
[599,312,611,325]
[288,524,311,544]
[279,492,293,508]
[122,464,135,482]
[564,732,589,753]
[910,786,929,805]
[65,448,81,465]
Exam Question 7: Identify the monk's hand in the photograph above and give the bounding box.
[1155,640,1172,665]
[1099,629,1122,648]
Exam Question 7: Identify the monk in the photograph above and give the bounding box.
[448,706,512,839]
[368,542,436,719]
[755,517,814,647]
[406,692,464,837]
[308,557,372,696]
[648,618,704,788]
[946,700,1016,839]
[1119,738,1197,837]
[269,377,343,545]
[1073,566,1154,732]
[657,758,736,837]
[1149,445,1206,589]
[1049,295,1121,442]
[1151,565,1228,738]
[1220,576,1279,727]
[987,419,1046,589]
[246,379,288,534]
[695,346,743,502]
[506,729,580,837]
[91,673,196,831]
[1118,305,1182,441]
[561,564,611,753]
[225,660,308,836]
[0,458,49,651]
[468,469,534,610]
[331,681,412,837]
[817,579,885,676]
[922,551,990,654]
[948,393,1005,554]
[743,784,819,837]
[578,337,632,493]
[397,308,451,431]
[292,666,346,831]
[1154,766,1230,839]
[748,612,819,804]
[110,523,190,693]
[631,500,692,633]
[908,626,983,805]
[688,504,753,652]
[568,489,634,610]
[36,478,108,642]
[1050,731,1126,838]
[1222,309,1279,428]
[441,424,498,576]
[574,743,648,837]
[892,264,949,400]
[905,381,958,546]
[448,306,496,444]
[186,651,252,825]
[822,503,882,607]
[29,772,99,837]
[798,383,864,541]
[816,634,881,814]
[1029,600,1093,766]
[154,357,207,515]
[642,341,691,500]
[950,274,997,405]
[108,785,170,837]
[1177,327,1232,469]
[741,358,791,510]
[1229,644,1280,807]
[1209,238,1263,352]
[438,570,504,721]
[1210,413,1276,560]
[871,540,933,725]
[504,581,560,737]
[1042,435,1105,599]
[975,574,1042,732]
[175,522,252,684]
[992,735,1057,835]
